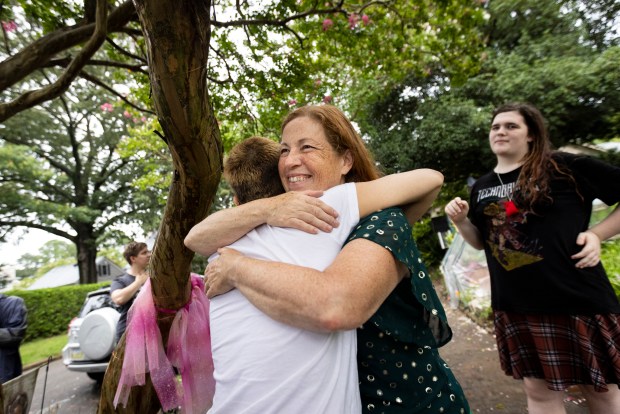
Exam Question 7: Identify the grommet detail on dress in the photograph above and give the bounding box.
[432,375,438,382]
[395,397,403,404]
[395,361,402,368]
[425,387,433,393]
[450,394,456,401]
[376,389,383,397]
[439,407,445,413]
[366,342,374,348]
[411,361,417,368]
[367,224,375,229]
[403,373,409,380]
[387,220,393,226]
[418,271,425,278]
[377,229,384,235]
[417,348,424,355]
[427,364,432,371]
[418,376,424,383]
[371,216,378,221]
[367,375,375,382]
[432,309,438,315]
[383,401,391,406]
[367,404,375,411]
[390,382,397,389]
[421,293,428,301]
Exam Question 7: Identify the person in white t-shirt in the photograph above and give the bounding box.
[187,116,445,413]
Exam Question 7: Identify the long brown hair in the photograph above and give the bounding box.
[492,103,572,212]
[282,105,381,182]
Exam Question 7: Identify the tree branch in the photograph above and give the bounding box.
[45,57,148,74]
[79,71,156,114]
[0,0,109,122]
[0,220,76,242]
[0,0,135,92]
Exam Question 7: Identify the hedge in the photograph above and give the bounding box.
[3,282,110,342]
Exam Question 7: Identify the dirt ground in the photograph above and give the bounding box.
[437,288,590,413]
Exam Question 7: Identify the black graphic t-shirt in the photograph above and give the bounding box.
[469,152,620,314]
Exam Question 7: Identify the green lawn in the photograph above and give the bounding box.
[21,334,67,367]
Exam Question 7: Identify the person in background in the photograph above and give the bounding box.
[0,293,27,383]
[445,102,620,414]
[188,105,470,413]
[111,241,151,343]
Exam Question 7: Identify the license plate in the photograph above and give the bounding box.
[70,350,85,361]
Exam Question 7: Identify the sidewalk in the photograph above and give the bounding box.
[440,300,590,413]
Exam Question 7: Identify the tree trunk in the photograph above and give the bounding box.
[76,234,98,284]
[98,0,221,411]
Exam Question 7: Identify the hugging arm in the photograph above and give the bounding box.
[184,190,340,257]
[206,239,407,331]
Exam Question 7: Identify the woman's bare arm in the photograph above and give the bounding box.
[205,239,406,331]
[184,191,340,257]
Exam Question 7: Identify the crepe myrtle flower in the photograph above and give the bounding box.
[100,103,114,112]
[323,95,333,104]
[2,21,17,32]
[322,18,334,31]
[348,14,359,29]
[288,99,297,106]
[362,15,370,26]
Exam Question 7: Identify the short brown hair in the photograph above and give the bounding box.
[224,136,285,204]
[281,105,381,183]
[123,241,147,265]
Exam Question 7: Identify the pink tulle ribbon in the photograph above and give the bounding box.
[167,275,214,414]
[113,274,214,413]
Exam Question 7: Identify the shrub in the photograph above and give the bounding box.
[4,282,110,342]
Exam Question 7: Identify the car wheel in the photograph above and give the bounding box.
[87,372,105,383]
[78,307,120,361]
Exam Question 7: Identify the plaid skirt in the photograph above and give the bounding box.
[494,311,620,392]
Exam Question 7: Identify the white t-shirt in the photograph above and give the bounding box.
[208,183,361,414]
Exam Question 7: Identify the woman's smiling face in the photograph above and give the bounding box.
[279,116,352,192]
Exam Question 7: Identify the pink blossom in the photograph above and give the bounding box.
[123,110,132,118]
[348,14,359,29]
[322,18,333,31]
[362,15,370,26]
[288,99,297,106]
[322,95,332,104]
[2,21,17,32]
[314,79,322,87]
[141,117,147,122]
[100,103,114,112]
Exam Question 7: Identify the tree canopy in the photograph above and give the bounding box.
[362,0,620,193]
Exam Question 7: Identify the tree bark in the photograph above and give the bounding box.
[98,0,221,411]
[76,234,98,285]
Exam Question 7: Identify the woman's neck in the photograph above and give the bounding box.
[494,156,523,174]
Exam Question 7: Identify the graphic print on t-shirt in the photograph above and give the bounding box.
[478,183,543,271]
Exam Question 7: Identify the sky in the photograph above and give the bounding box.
[0,229,65,267]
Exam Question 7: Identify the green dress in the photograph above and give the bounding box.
[346,208,470,414]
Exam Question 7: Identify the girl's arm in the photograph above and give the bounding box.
[572,204,620,268]
[444,197,484,250]
[184,191,340,257]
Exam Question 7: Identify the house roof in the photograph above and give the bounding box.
[26,257,125,290]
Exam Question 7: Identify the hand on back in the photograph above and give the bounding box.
[266,191,340,234]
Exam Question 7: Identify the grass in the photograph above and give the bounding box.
[21,334,67,367]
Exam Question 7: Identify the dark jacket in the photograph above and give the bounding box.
[0,294,28,383]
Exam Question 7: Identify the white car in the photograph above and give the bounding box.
[61,287,120,382]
